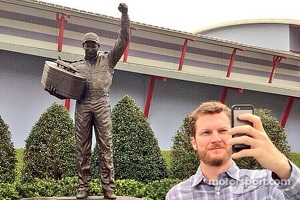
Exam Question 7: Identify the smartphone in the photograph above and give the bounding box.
[231,104,254,152]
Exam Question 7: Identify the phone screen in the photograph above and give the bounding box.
[231,104,254,152]
[232,105,254,127]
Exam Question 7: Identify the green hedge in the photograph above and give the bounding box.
[0,183,20,200]
[21,103,76,183]
[0,115,17,183]
[0,177,181,200]
[111,95,168,183]
[3,149,300,200]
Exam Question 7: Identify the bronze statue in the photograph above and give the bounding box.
[46,3,130,199]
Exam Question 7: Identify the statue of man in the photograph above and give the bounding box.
[47,3,130,199]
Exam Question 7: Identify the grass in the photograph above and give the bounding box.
[161,150,171,168]
[289,152,300,168]
[15,148,24,180]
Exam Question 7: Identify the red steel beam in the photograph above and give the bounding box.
[144,75,166,118]
[56,13,70,110]
[56,13,70,52]
[268,55,287,83]
[178,38,195,71]
[64,99,70,111]
[220,86,243,103]
[221,47,244,103]
[123,26,137,62]
[226,48,245,77]
[290,50,300,54]
[220,87,229,104]
[289,24,300,28]
[281,96,300,127]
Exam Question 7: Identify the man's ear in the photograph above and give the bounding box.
[190,136,197,150]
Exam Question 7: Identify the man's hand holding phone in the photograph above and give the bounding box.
[226,107,292,180]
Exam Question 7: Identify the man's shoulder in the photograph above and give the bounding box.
[173,177,193,188]
[166,176,195,198]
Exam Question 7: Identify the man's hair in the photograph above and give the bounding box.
[189,101,231,137]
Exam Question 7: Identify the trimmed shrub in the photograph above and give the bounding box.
[141,178,182,200]
[0,115,17,183]
[16,176,77,198]
[111,95,168,183]
[92,95,168,183]
[0,183,20,200]
[15,177,179,199]
[91,147,99,179]
[169,116,199,180]
[169,108,291,180]
[21,103,77,183]
[115,179,145,197]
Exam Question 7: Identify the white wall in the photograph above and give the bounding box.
[0,50,299,151]
[201,24,290,51]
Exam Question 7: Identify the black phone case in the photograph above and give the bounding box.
[231,104,254,152]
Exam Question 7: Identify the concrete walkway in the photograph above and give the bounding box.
[22,196,142,200]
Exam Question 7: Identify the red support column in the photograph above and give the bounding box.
[56,12,70,110]
[144,75,167,118]
[281,96,298,127]
[268,55,287,83]
[178,38,195,70]
[226,48,245,77]
[220,87,243,103]
[64,99,70,111]
[220,87,229,103]
[123,26,137,62]
[56,13,70,52]
[221,47,244,103]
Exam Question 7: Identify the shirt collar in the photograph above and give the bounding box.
[192,160,240,187]
[226,160,240,181]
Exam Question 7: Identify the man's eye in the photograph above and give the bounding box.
[201,131,210,135]
[219,130,228,134]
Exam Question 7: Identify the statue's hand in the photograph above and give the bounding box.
[45,85,66,100]
[118,3,128,15]
[45,85,57,95]
[55,60,78,73]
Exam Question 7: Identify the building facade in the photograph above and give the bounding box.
[0,0,299,151]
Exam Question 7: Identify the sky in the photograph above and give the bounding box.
[43,0,300,33]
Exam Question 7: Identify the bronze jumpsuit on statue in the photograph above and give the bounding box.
[71,14,130,193]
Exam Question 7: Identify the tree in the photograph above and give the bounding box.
[21,103,77,182]
[92,95,168,183]
[169,116,198,180]
[0,115,17,183]
[169,108,291,180]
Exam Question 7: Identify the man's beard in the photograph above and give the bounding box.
[198,144,232,166]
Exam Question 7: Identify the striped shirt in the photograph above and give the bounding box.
[166,161,300,200]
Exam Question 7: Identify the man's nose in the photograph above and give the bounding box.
[211,131,222,142]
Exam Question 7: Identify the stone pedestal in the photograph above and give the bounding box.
[22,196,142,200]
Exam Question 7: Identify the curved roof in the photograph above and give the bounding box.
[195,18,300,34]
